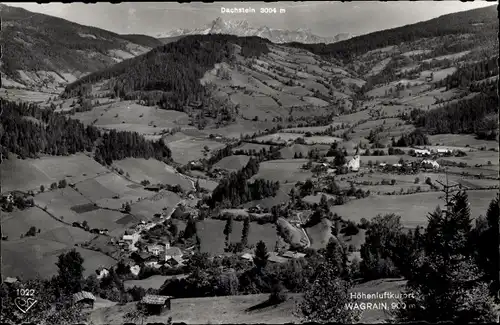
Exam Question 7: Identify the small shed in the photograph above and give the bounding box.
[4,277,18,284]
[73,291,96,308]
[141,294,172,314]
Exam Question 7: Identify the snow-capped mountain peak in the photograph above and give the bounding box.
[157,17,353,44]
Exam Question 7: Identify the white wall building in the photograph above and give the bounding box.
[414,149,431,157]
[345,155,360,172]
[421,159,440,169]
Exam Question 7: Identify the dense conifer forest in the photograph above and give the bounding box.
[286,6,497,61]
[0,99,171,164]
[62,35,270,110]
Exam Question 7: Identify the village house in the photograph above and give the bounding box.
[240,252,254,261]
[345,155,360,172]
[267,252,289,264]
[130,264,141,276]
[96,267,109,280]
[165,243,183,261]
[281,251,307,259]
[166,255,185,267]
[413,149,431,157]
[421,159,440,169]
[141,294,172,315]
[144,255,162,268]
[4,277,18,284]
[147,244,165,256]
[434,148,453,156]
[73,291,96,309]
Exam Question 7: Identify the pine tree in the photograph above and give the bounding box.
[396,190,497,323]
[223,216,233,246]
[241,217,250,247]
[253,240,269,270]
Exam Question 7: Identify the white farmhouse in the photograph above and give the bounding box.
[345,155,360,172]
[421,159,440,169]
[414,149,431,157]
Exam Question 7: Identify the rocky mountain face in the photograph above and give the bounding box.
[157,17,353,44]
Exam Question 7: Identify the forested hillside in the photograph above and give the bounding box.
[0,99,171,164]
[0,4,156,82]
[61,35,270,110]
[288,6,497,61]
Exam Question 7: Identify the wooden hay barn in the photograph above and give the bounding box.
[73,291,96,308]
[141,294,172,314]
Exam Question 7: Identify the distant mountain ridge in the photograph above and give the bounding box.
[0,4,162,90]
[157,17,353,44]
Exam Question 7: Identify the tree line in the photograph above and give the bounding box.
[286,6,496,61]
[205,157,280,208]
[0,99,171,164]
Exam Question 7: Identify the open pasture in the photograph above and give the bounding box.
[1,237,115,280]
[73,101,190,134]
[112,158,194,191]
[124,275,188,290]
[214,155,250,172]
[276,217,308,248]
[251,159,313,184]
[167,137,226,165]
[130,190,182,221]
[422,50,471,63]
[254,133,303,144]
[302,135,342,145]
[90,293,302,325]
[32,154,109,184]
[1,207,68,239]
[0,154,108,193]
[305,218,334,250]
[34,187,93,224]
[0,88,55,103]
[332,190,498,228]
[92,173,153,209]
[197,219,278,255]
[243,188,290,210]
[429,134,499,150]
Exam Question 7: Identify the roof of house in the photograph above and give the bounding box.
[141,294,171,305]
[167,255,184,264]
[165,247,182,256]
[4,277,17,284]
[267,252,289,264]
[147,245,165,252]
[73,291,96,302]
[282,251,306,259]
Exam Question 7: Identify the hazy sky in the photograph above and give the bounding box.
[8,1,495,37]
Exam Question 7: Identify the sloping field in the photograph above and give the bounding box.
[113,158,194,191]
[428,134,499,150]
[332,190,498,228]
[73,101,190,134]
[1,237,115,280]
[197,219,278,255]
[90,293,302,324]
[124,274,189,290]
[215,155,250,172]
[251,159,313,184]
[305,218,335,250]
[279,144,311,159]
[93,173,153,209]
[90,278,407,324]
[130,190,183,221]
[1,207,72,239]
[276,217,308,248]
[0,153,107,193]
[243,188,291,210]
[168,137,226,165]
[35,187,93,224]
[31,154,109,184]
